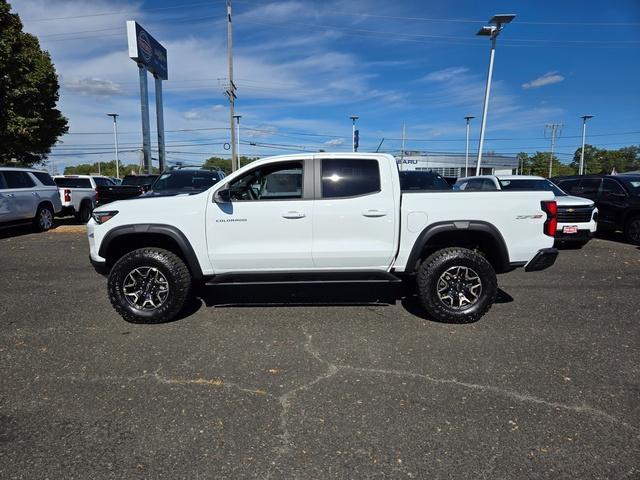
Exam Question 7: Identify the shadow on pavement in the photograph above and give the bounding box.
[0,216,85,240]
[190,282,514,324]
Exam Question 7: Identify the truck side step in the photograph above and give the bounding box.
[205,270,402,286]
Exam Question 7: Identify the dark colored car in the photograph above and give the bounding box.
[399,171,452,191]
[144,169,225,197]
[552,174,640,244]
[96,174,159,205]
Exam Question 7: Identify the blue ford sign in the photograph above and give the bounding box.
[126,21,168,80]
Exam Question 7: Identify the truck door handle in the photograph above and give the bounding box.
[362,209,387,217]
[282,211,306,219]
[6,193,15,198]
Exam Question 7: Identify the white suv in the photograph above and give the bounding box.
[0,167,62,232]
[454,175,597,246]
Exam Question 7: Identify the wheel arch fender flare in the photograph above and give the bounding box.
[98,224,204,279]
[404,220,511,274]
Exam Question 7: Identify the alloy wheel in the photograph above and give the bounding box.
[436,265,483,310]
[123,266,170,310]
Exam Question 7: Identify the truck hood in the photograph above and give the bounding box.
[555,195,594,207]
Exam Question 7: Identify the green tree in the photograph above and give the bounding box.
[0,1,68,166]
[202,156,255,174]
[569,145,640,174]
[518,151,574,178]
[63,160,158,176]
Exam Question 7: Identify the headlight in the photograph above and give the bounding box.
[92,210,118,224]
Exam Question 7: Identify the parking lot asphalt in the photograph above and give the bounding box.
[0,225,639,479]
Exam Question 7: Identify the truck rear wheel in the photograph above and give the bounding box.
[107,248,192,323]
[416,247,497,323]
[75,201,92,223]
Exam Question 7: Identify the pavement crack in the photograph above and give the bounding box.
[340,365,638,432]
[275,326,339,455]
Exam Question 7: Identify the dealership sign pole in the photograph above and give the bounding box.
[127,21,168,174]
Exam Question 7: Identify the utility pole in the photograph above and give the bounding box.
[579,115,594,175]
[226,0,238,171]
[233,114,242,168]
[400,122,406,169]
[107,113,120,179]
[545,123,563,178]
[464,116,475,177]
[350,115,359,152]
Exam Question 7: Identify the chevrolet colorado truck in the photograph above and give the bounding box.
[87,153,559,324]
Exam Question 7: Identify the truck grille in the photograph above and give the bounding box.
[557,206,593,223]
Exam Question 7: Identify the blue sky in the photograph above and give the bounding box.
[10,0,640,172]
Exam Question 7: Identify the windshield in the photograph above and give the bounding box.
[152,170,222,193]
[619,176,640,195]
[498,178,567,196]
[399,172,451,191]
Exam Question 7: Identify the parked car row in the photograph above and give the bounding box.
[2,165,638,248]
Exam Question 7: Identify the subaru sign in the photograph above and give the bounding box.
[127,21,168,80]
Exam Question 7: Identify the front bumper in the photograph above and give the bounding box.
[90,256,108,276]
[525,248,558,272]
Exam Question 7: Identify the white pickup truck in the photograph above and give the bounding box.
[54,175,116,222]
[88,153,559,324]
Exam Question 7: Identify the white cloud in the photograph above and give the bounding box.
[63,77,125,97]
[422,67,469,83]
[522,72,565,89]
[212,104,225,112]
[183,110,205,121]
[324,138,344,147]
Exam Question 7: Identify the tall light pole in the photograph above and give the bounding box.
[233,114,242,168]
[226,0,238,171]
[107,113,120,179]
[579,115,594,175]
[475,14,516,176]
[350,115,359,152]
[464,115,475,177]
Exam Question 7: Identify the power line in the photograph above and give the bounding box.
[22,2,221,22]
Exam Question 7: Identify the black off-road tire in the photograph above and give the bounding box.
[416,247,497,323]
[75,201,92,223]
[33,203,54,232]
[624,215,640,246]
[108,248,192,324]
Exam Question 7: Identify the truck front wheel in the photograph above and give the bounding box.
[416,247,497,323]
[107,248,192,323]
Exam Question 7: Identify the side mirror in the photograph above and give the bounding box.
[215,188,231,203]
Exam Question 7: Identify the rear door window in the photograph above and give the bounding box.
[32,172,57,186]
[321,159,380,198]
[4,171,35,188]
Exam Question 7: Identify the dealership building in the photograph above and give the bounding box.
[395,151,518,178]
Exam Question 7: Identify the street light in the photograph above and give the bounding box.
[475,13,516,176]
[106,113,120,179]
[233,114,242,170]
[579,115,594,175]
[350,115,359,152]
[464,116,475,177]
